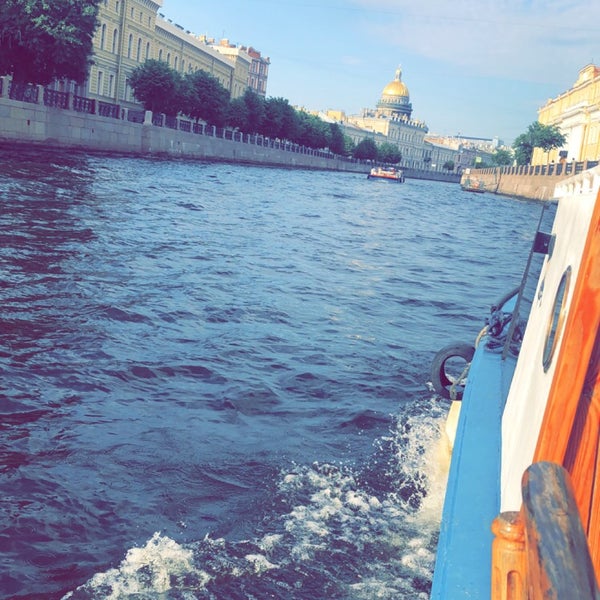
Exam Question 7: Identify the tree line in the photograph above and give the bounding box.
[129,59,403,161]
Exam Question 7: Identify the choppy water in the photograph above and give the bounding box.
[0,147,546,599]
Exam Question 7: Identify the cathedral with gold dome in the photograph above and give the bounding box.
[333,67,436,169]
[376,67,412,119]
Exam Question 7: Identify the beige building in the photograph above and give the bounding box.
[533,64,600,164]
[202,39,270,98]
[340,68,430,169]
[87,0,263,108]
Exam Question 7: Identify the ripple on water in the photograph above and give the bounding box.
[0,149,548,599]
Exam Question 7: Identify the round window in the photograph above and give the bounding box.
[542,267,571,372]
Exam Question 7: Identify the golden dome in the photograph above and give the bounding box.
[382,67,409,98]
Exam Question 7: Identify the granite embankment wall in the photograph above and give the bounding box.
[463,161,599,200]
[0,80,366,172]
[0,78,462,182]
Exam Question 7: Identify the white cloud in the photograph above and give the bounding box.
[349,0,600,85]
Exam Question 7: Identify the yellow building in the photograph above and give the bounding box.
[88,0,255,108]
[533,64,600,165]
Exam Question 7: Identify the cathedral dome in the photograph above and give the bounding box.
[377,66,412,119]
[382,69,409,99]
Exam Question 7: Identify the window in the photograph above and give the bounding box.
[174,56,178,70]
[146,42,150,60]
[127,33,133,58]
[100,24,106,49]
[112,28,118,53]
[167,52,171,65]
[108,74,114,96]
[136,38,141,61]
[97,70,104,95]
[543,267,572,372]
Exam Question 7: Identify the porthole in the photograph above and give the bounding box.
[542,267,571,372]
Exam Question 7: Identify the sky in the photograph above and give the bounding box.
[159,0,600,144]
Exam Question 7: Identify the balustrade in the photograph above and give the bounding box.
[43,88,69,109]
[73,95,95,114]
[1,79,375,167]
[10,82,39,103]
[98,101,119,119]
[127,110,145,124]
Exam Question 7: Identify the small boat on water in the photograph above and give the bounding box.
[430,166,600,598]
[367,166,405,182]
[460,176,485,193]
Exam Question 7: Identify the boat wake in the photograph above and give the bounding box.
[62,399,448,600]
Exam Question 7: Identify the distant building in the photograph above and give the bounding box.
[82,0,267,109]
[326,69,502,170]
[340,67,430,169]
[424,134,497,171]
[246,47,270,97]
[533,64,600,164]
[202,38,270,97]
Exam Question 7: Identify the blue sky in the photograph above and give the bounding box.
[160,0,600,144]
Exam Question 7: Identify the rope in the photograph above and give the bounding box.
[449,361,472,401]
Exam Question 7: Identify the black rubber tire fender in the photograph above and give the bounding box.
[430,342,475,400]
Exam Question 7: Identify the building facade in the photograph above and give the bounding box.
[87,0,265,108]
[533,64,600,165]
[339,67,431,169]
[200,38,270,98]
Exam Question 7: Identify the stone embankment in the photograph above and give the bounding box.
[0,77,368,172]
[463,161,599,201]
[0,77,460,182]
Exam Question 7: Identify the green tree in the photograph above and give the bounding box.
[238,88,265,134]
[442,160,455,171]
[228,96,249,131]
[260,96,297,139]
[513,121,566,165]
[513,132,533,165]
[129,60,183,115]
[492,148,513,166]
[296,112,330,149]
[183,69,230,126]
[328,123,346,155]
[378,142,402,164]
[353,138,378,160]
[343,135,356,157]
[536,122,567,162]
[0,0,101,84]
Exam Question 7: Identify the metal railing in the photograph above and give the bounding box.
[1,78,372,167]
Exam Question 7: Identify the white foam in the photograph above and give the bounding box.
[63,532,207,599]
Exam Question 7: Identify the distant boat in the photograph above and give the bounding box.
[367,166,405,182]
[460,176,485,193]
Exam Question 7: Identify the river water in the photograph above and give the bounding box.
[0,147,545,599]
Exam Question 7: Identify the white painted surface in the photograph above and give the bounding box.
[500,166,600,511]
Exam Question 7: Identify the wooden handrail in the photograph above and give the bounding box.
[492,462,600,599]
